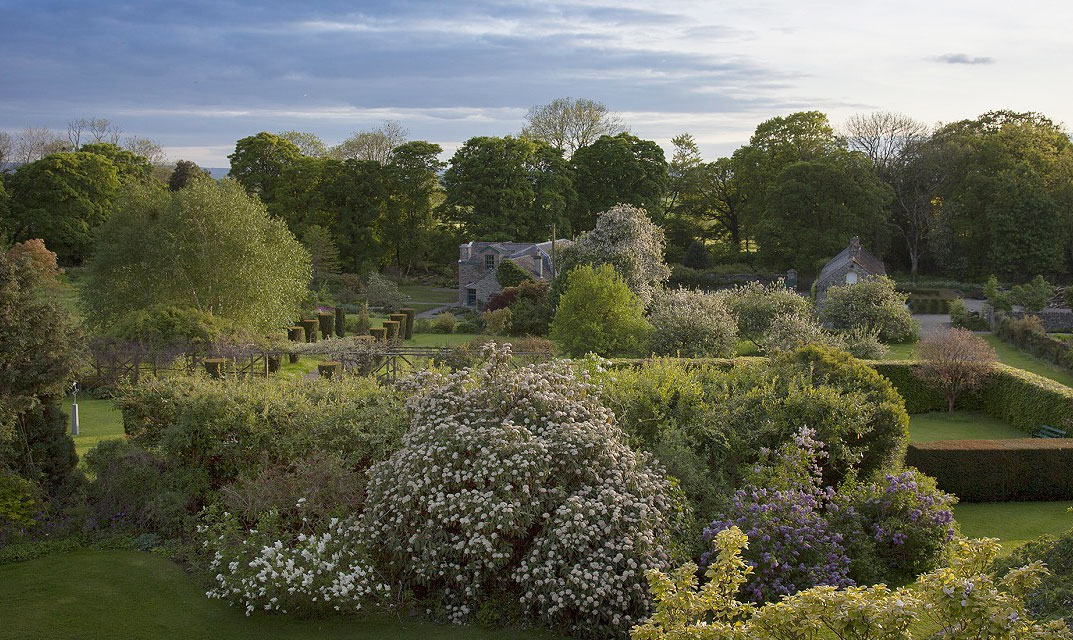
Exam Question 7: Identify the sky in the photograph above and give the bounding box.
[1,0,1071,167]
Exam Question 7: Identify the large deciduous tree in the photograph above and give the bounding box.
[571,132,668,231]
[520,97,626,157]
[383,141,444,270]
[330,121,408,165]
[168,160,211,191]
[4,151,120,264]
[929,110,1073,280]
[441,136,574,240]
[82,179,310,333]
[755,151,891,271]
[228,132,304,200]
[79,142,156,184]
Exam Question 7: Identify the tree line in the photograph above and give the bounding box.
[2,101,1072,283]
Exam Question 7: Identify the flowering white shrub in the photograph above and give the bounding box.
[721,280,814,347]
[202,508,390,616]
[363,343,677,637]
[558,204,670,306]
[648,287,738,357]
[759,311,840,354]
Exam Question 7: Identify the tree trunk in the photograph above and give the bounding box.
[948,394,955,414]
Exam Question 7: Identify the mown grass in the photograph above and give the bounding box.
[61,397,124,458]
[954,501,1073,554]
[0,550,565,640]
[908,410,1026,442]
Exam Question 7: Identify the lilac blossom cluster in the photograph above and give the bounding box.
[701,428,853,603]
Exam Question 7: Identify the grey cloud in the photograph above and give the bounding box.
[931,53,995,65]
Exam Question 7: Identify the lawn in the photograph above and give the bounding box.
[61,397,124,458]
[954,501,1073,554]
[909,410,1026,442]
[881,333,1073,389]
[396,284,458,314]
[982,334,1073,388]
[0,550,564,640]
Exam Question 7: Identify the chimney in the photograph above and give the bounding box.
[849,236,861,257]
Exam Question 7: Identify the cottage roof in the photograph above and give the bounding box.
[818,237,885,282]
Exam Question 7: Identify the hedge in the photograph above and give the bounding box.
[868,361,1073,434]
[907,439,1073,501]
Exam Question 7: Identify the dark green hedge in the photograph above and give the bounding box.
[907,439,1073,501]
[868,361,1073,434]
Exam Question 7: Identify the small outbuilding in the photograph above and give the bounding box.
[814,236,886,302]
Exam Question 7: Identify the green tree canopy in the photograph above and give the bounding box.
[383,141,444,269]
[168,160,211,191]
[441,136,574,240]
[570,132,668,231]
[930,111,1073,279]
[82,179,310,333]
[228,132,304,200]
[756,151,892,271]
[80,142,155,184]
[5,151,120,264]
[550,263,652,357]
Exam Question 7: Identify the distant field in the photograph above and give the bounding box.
[909,410,1025,442]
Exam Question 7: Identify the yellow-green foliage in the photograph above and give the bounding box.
[632,530,1071,639]
[551,263,652,357]
[0,469,37,530]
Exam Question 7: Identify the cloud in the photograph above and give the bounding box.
[931,53,995,65]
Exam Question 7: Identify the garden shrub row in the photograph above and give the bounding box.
[906,439,1073,501]
[869,361,1073,434]
[996,315,1073,372]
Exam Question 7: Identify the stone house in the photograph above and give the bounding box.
[814,236,886,302]
[458,240,570,309]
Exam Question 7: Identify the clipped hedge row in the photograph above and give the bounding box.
[868,361,1073,434]
[907,439,1073,501]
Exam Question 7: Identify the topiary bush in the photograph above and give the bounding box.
[362,344,682,637]
[819,276,917,343]
[647,288,738,357]
[550,264,652,357]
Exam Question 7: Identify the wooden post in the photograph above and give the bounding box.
[204,357,227,379]
[334,307,346,338]
[399,308,416,340]
[317,312,334,340]
[318,361,342,378]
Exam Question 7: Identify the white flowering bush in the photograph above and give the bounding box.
[201,507,390,617]
[648,288,738,357]
[557,204,670,306]
[362,343,678,637]
[721,280,814,347]
[760,310,842,354]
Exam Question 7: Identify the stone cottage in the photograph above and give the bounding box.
[458,240,570,309]
[814,236,886,302]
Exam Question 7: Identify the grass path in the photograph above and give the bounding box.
[61,397,124,458]
[0,550,564,640]
[882,333,1073,389]
[909,411,1026,442]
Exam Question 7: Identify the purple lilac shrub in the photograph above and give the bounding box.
[701,428,853,602]
[830,468,957,586]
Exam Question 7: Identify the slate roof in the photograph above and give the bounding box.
[818,238,885,281]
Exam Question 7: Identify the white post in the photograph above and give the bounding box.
[71,403,79,436]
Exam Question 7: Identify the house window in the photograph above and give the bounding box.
[846,271,859,284]
[467,288,477,307]
[484,254,495,270]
